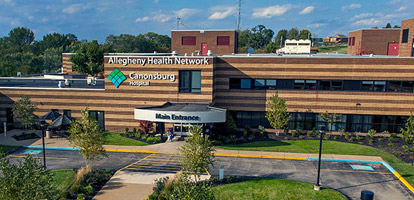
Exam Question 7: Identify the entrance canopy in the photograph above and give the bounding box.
[134,102,226,123]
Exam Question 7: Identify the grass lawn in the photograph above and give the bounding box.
[318,45,348,53]
[214,178,347,200]
[0,145,19,154]
[217,140,414,187]
[49,169,76,194]
[104,132,148,146]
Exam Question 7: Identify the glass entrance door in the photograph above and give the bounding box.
[173,123,190,136]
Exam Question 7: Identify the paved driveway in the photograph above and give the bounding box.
[210,156,413,200]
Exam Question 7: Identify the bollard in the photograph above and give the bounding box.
[361,190,374,200]
[219,165,224,180]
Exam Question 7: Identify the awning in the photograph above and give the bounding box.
[134,102,226,123]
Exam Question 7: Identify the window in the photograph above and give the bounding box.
[6,108,13,123]
[254,79,265,88]
[179,70,201,93]
[402,29,409,43]
[217,36,230,45]
[361,81,374,91]
[63,110,71,118]
[229,78,241,89]
[89,111,105,130]
[266,80,276,89]
[305,80,316,90]
[240,79,251,89]
[351,37,355,46]
[182,36,196,45]
[389,81,401,92]
[320,80,330,90]
[294,80,305,89]
[401,81,414,92]
[373,81,386,92]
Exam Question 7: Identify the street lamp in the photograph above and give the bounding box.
[314,124,325,191]
[39,119,47,169]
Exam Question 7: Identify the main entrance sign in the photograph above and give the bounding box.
[107,56,209,66]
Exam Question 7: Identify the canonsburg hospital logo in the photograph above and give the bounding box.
[107,69,126,88]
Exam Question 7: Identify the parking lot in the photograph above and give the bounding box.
[8,147,414,200]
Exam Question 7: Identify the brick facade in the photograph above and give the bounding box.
[171,30,237,56]
[398,19,414,57]
[347,29,400,55]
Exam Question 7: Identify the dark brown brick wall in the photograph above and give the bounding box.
[399,19,414,57]
[171,30,237,55]
[347,29,400,55]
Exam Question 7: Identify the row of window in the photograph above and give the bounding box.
[348,37,356,46]
[229,78,414,93]
[235,111,408,133]
[181,36,230,46]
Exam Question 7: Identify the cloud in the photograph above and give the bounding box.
[299,6,314,15]
[1,0,14,6]
[136,16,150,22]
[352,18,382,26]
[307,23,326,28]
[209,6,236,20]
[397,6,407,11]
[63,4,89,14]
[0,16,20,26]
[350,13,373,21]
[154,0,159,3]
[252,5,291,19]
[341,4,361,11]
[153,13,173,23]
[173,8,198,18]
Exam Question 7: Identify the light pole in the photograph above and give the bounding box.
[39,119,47,169]
[314,124,325,191]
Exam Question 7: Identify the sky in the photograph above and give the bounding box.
[0,0,413,43]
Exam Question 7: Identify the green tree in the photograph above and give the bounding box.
[400,112,414,144]
[319,111,342,132]
[12,95,38,130]
[287,28,299,40]
[299,29,311,40]
[179,125,215,182]
[8,27,34,47]
[264,42,278,53]
[70,40,104,76]
[274,29,288,48]
[0,154,58,200]
[67,107,107,166]
[266,92,290,136]
[385,23,392,28]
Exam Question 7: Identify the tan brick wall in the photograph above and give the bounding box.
[171,30,237,55]
[399,19,414,57]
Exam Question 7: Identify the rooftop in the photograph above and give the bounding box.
[0,78,104,90]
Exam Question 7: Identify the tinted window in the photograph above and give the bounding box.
[320,80,330,90]
[305,80,316,90]
[241,79,251,89]
[179,70,201,93]
[402,29,409,43]
[294,80,304,89]
[217,36,230,45]
[229,78,241,89]
[182,36,196,45]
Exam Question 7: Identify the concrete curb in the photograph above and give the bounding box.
[23,146,80,151]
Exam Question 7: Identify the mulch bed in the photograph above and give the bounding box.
[12,133,40,141]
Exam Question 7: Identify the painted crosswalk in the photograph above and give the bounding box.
[122,153,183,173]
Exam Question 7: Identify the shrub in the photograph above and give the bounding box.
[402,145,414,152]
[83,185,94,195]
[284,127,289,135]
[296,128,303,135]
[71,183,80,194]
[344,133,350,140]
[338,129,345,137]
[124,127,129,135]
[324,134,331,140]
[299,135,304,139]
[378,138,383,142]
[347,136,354,142]
[355,132,362,141]
[388,143,394,146]
[243,128,249,137]
[258,125,265,136]
[312,128,318,136]
[390,133,397,138]
[333,136,338,140]
[369,139,374,145]
[248,134,255,141]
[388,137,394,143]
[284,136,288,140]
[393,151,403,156]
[212,140,223,145]
[306,131,312,137]
[76,193,85,200]
[382,130,390,135]
[291,131,297,137]
[367,129,376,139]
[132,127,137,133]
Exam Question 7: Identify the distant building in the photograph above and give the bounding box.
[278,39,311,54]
[347,18,414,57]
[171,30,238,55]
[323,35,348,44]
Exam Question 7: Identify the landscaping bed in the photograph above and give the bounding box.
[103,132,149,146]
[12,132,40,140]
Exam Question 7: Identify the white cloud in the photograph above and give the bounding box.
[351,13,373,21]
[397,6,407,11]
[299,6,314,15]
[1,0,14,6]
[153,13,173,23]
[63,4,90,14]
[154,0,159,3]
[341,4,361,11]
[352,18,383,26]
[208,6,236,20]
[307,23,326,28]
[0,16,20,26]
[173,8,198,18]
[252,5,290,19]
[136,16,150,22]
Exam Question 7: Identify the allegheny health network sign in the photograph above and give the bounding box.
[108,56,210,66]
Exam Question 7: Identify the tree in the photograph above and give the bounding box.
[8,27,34,47]
[287,28,299,40]
[0,154,58,200]
[139,120,154,135]
[67,107,107,166]
[385,23,392,28]
[266,92,290,136]
[70,40,104,76]
[274,29,288,48]
[179,125,215,182]
[319,111,342,132]
[12,95,38,130]
[264,42,278,53]
[400,111,414,144]
[299,29,311,40]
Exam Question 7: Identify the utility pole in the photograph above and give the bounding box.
[237,0,241,31]
[176,16,180,30]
